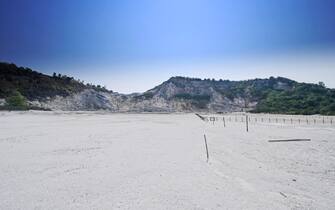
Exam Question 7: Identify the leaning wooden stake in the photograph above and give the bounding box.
[204,134,209,162]
[246,115,249,132]
[195,113,206,121]
[223,117,226,127]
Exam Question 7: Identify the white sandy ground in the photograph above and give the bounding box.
[0,111,334,210]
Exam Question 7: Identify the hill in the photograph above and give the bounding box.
[0,62,110,100]
[1,62,334,114]
[135,76,334,115]
[0,62,111,110]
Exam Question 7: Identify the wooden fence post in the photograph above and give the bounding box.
[203,134,209,162]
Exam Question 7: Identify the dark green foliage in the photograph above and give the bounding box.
[133,92,154,101]
[86,83,109,92]
[5,91,28,110]
[142,92,154,99]
[174,93,210,101]
[173,93,211,109]
[253,83,335,115]
[0,62,111,101]
[166,76,334,115]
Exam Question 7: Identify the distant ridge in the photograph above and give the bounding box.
[1,62,334,115]
[0,62,110,100]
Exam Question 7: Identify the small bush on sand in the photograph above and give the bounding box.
[5,91,28,110]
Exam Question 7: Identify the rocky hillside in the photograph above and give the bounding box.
[1,62,334,114]
[0,62,112,110]
[0,62,110,100]
[135,76,296,112]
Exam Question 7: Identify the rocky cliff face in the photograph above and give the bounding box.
[123,76,296,112]
[38,76,296,112]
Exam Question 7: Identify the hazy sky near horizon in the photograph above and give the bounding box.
[1,0,335,93]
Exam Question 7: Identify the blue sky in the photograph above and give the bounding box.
[1,0,335,93]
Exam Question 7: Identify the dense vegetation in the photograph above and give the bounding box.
[0,62,111,109]
[162,76,335,115]
[253,83,335,115]
[173,93,211,109]
[2,91,28,110]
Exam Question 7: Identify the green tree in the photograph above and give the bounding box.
[6,91,28,110]
[318,81,326,87]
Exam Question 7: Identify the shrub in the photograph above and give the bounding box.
[5,91,28,110]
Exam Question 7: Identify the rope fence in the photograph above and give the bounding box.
[203,114,334,126]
